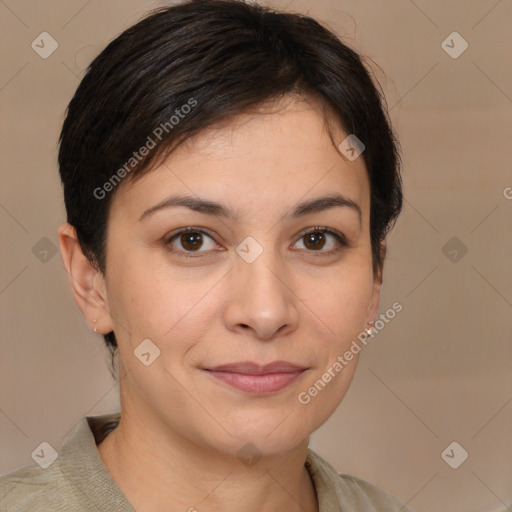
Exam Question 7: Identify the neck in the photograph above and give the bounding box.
[97,408,319,512]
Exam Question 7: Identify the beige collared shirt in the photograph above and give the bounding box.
[0,413,412,511]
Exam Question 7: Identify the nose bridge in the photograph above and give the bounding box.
[236,235,286,300]
[227,235,297,338]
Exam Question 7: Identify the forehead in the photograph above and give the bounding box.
[110,96,370,223]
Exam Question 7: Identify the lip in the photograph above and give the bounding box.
[207,360,307,374]
[203,361,308,394]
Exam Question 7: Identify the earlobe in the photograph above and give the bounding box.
[57,222,112,334]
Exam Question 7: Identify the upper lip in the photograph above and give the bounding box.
[205,361,307,374]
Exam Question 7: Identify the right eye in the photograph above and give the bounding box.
[165,227,219,258]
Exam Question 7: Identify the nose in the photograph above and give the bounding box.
[223,246,300,341]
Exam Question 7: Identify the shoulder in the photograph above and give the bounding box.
[306,449,413,512]
[0,460,77,512]
[0,413,132,512]
[336,473,412,511]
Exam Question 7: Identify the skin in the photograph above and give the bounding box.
[58,95,385,512]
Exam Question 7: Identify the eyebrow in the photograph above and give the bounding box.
[139,193,362,226]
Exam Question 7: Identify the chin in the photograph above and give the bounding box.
[212,419,310,459]
[211,436,307,465]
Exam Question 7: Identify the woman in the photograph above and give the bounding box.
[0,1,410,510]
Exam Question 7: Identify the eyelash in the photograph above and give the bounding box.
[164,226,349,259]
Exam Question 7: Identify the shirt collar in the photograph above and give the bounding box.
[58,412,134,511]
[58,413,340,511]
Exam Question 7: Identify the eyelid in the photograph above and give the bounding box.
[165,226,217,242]
[294,226,348,245]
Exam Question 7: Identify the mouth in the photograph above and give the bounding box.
[202,361,308,394]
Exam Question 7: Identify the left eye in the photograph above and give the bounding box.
[292,227,347,254]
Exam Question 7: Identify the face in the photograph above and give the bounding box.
[99,96,382,457]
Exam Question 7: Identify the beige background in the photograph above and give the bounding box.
[1,1,511,511]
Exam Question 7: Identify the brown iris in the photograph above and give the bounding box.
[303,230,327,251]
[180,231,204,251]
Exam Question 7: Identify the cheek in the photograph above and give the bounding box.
[105,255,169,343]
[299,264,373,339]
[106,259,217,353]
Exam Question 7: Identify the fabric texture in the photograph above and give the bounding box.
[0,413,412,511]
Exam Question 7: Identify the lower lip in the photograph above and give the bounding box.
[206,370,304,393]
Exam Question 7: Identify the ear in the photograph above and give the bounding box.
[57,222,113,334]
[365,239,386,325]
